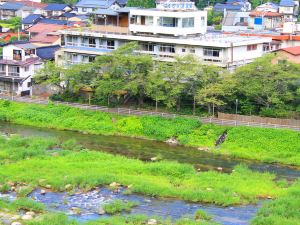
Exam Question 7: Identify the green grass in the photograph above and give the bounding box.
[0,197,45,213]
[0,100,299,166]
[103,200,138,214]
[0,137,286,206]
[218,127,300,166]
[251,181,300,225]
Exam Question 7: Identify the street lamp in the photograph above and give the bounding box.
[11,77,15,101]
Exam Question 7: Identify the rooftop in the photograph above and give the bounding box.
[76,0,117,9]
[279,0,295,7]
[249,11,283,17]
[0,2,24,10]
[214,3,244,11]
[27,23,67,33]
[10,1,47,9]
[36,45,60,60]
[22,14,43,24]
[280,46,300,55]
[44,3,69,11]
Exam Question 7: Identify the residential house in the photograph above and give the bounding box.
[0,2,35,20]
[274,46,300,63]
[0,42,42,95]
[214,0,251,14]
[248,11,283,30]
[222,11,250,31]
[279,0,299,21]
[9,1,47,14]
[22,13,43,30]
[56,1,272,70]
[42,3,72,18]
[0,42,59,95]
[27,23,67,45]
[75,0,121,15]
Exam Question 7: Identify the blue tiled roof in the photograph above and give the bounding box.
[279,0,294,7]
[214,3,243,11]
[36,45,60,60]
[22,14,42,24]
[62,12,77,18]
[94,8,118,15]
[44,3,68,11]
[76,0,117,9]
[0,2,24,10]
[116,0,127,5]
[226,0,246,3]
[39,18,74,25]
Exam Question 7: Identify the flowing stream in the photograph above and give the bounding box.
[0,122,299,225]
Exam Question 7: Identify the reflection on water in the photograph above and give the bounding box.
[0,122,299,180]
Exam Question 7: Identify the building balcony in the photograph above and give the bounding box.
[0,56,41,67]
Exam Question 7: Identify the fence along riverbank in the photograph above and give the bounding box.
[0,95,299,132]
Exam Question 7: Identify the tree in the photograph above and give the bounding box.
[145,63,168,111]
[34,61,63,89]
[127,0,155,8]
[233,54,300,112]
[186,62,222,115]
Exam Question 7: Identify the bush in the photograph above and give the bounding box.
[13,198,45,212]
[103,200,138,214]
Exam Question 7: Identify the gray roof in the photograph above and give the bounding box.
[94,8,118,15]
[279,0,294,7]
[15,43,37,49]
[76,0,117,9]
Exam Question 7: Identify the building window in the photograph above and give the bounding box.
[0,64,5,73]
[201,16,205,26]
[145,16,153,26]
[203,48,220,57]
[141,43,155,52]
[130,15,137,24]
[182,48,186,52]
[247,44,257,51]
[13,50,22,61]
[158,17,178,27]
[190,48,195,53]
[25,66,29,72]
[8,66,20,76]
[82,7,87,12]
[182,17,194,28]
[25,49,35,56]
[107,40,115,49]
[159,45,175,53]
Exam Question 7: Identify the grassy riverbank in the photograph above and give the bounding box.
[251,181,300,225]
[0,100,299,166]
[0,136,286,206]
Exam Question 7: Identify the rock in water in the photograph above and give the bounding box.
[11,222,22,225]
[147,219,157,225]
[165,137,179,145]
[98,208,105,215]
[21,215,33,220]
[65,184,72,191]
[109,182,120,187]
[25,212,35,216]
[40,189,46,195]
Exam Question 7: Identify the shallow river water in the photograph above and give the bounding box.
[0,122,299,224]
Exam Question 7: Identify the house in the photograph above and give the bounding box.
[222,11,250,31]
[279,0,299,21]
[27,23,67,45]
[273,46,300,63]
[9,1,47,14]
[248,11,283,30]
[0,42,59,95]
[22,14,43,30]
[255,2,279,12]
[56,1,272,70]
[42,3,72,18]
[0,2,35,20]
[214,0,251,14]
[75,0,121,15]
[0,42,43,95]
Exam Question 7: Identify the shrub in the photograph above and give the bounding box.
[103,200,139,214]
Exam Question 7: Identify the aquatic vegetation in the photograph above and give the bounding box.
[102,199,139,214]
[251,181,300,225]
[0,198,44,213]
[0,137,285,206]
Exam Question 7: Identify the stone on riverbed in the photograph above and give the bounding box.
[21,214,33,220]
[165,137,179,145]
[25,212,35,216]
[10,215,21,220]
[147,219,158,225]
[65,184,72,191]
[109,182,120,188]
[11,222,22,225]
[97,208,105,215]
[40,189,46,195]
[45,185,52,189]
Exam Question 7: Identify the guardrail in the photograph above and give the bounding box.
[1,95,299,132]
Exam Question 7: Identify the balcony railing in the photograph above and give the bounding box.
[65,42,115,50]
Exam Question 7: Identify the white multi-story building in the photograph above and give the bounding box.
[0,42,59,95]
[56,0,272,70]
